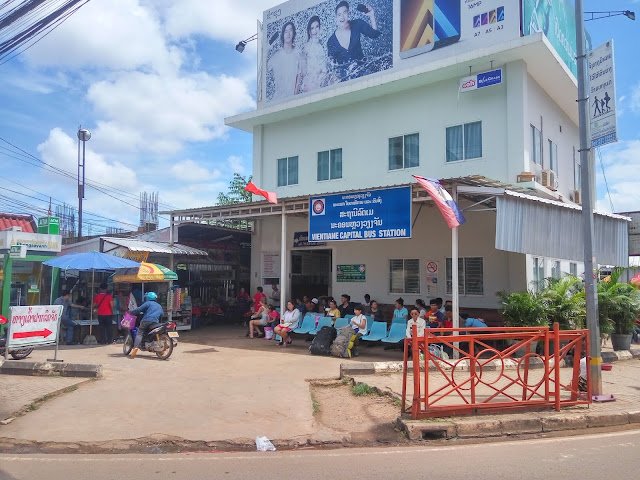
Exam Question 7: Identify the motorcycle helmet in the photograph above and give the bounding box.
[145,292,158,301]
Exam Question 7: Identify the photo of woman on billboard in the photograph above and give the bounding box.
[297,15,328,93]
[327,1,381,82]
[268,20,302,100]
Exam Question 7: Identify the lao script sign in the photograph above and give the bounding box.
[7,305,62,348]
[309,186,412,242]
[589,40,618,147]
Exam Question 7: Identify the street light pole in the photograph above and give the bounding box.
[77,127,91,238]
[575,0,602,395]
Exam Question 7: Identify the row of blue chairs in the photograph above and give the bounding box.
[292,313,407,345]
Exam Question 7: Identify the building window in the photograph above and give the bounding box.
[531,125,542,165]
[445,257,484,296]
[548,139,558,172]
[317,149,342,181]
[551,260,561,280]
[532,257,545,293]
[389,259,420,294]
[446,121,482,162]
[277,156,298,186]
[569,262,578,277]
[388,133,419,170]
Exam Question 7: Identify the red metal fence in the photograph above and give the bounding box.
[401,324,591,418]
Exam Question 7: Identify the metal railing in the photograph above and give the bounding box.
[401,324,590,418]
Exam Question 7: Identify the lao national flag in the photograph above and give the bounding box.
[245,181,278,205]
[413,175,465,228]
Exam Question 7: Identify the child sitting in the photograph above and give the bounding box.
[349,304,368,357]
[406,307,426,338]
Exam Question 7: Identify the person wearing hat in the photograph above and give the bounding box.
[305,297,319,313]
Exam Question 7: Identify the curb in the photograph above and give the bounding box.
[0,360,102,378]
[342,348,640,378]
[341,357,561,378]
[397,409,640,441]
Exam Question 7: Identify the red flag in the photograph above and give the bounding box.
[245,181,278,204]
[413,175,465,229]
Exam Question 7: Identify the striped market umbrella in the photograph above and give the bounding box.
[112,262,178,283]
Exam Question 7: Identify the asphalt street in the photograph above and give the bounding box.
[1,429,638,480]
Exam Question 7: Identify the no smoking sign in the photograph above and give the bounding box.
[426,261,438,274]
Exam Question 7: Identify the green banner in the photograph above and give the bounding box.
[336,264,366,283]
[522,0,577,77]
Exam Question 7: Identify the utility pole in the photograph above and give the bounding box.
[77,127,91,238]
[575,0,602,395]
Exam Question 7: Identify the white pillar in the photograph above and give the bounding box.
[452,184,460,359]
[280,206,287,313]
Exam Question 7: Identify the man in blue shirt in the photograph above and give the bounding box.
[128,292,164,359]
[461,313,487,328]
[54,290,86,345]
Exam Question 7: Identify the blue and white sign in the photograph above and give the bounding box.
[309,186,412,242]
[589,41,617,148]
[459,68,503,93]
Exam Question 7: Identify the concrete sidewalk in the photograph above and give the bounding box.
[344,357,640,440]
[1,324,639,451]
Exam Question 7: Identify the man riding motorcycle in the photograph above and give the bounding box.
[128,291,164,359]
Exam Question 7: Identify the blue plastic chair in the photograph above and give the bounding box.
[333,317,349,329]
[309,317,333,335]
[344,314,354,320]
[365,315,374,330]
[381,322,407,344]
[361,321,388,342]
[293,313,317,335]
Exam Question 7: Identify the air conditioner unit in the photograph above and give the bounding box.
[571,189,581,204]
[540,169,557,190]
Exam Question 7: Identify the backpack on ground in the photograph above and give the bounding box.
[309,326,336,355]
[330,326,357,358]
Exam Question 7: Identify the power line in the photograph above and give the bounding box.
[0,136,176,210]
[0,179,140,229]
[597,147,615,212]
[0,136,177,220]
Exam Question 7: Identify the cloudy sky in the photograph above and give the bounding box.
[0,0,638,235]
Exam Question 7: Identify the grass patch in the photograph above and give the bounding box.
[311,394,320,416]
[352,382,376,396]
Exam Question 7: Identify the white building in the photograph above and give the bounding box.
[168,0,628,316]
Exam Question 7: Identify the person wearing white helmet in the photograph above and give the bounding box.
[127,291,164,359]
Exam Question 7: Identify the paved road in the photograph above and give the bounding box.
[1,429,639,480]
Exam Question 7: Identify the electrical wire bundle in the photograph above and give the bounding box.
[0,0,92,65]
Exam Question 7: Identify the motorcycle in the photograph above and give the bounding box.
[122,321,178,360]
[0,315,34,360]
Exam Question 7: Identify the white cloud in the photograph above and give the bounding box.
[37,127,139,191]
[24,0,180,73]
[597,140,640,213]
[227,155,247,175]
[162,0,274,45]
[87,71,255,154]
[630,83,640,114]
[170,159,221,182]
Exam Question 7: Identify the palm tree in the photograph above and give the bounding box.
[597,268,640,336]
[540,276,586,330]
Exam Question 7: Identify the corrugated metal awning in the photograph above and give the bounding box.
[102,238,207,256]
[496,191,629,266]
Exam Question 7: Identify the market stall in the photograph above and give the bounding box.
[113,262,193,331]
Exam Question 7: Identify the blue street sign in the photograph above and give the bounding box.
[309,186,412,242]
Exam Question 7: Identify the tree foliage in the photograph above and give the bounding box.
[217,173,252,206]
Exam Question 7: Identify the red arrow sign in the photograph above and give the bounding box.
[12,328,53,339]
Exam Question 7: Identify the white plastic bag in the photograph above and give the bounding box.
[255,436,276,452]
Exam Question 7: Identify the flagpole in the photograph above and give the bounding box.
[451,183,460,360]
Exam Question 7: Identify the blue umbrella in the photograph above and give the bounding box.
[44,252,140,341]
[43,251,140,270]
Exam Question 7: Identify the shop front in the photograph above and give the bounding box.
[0,228,62,318]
